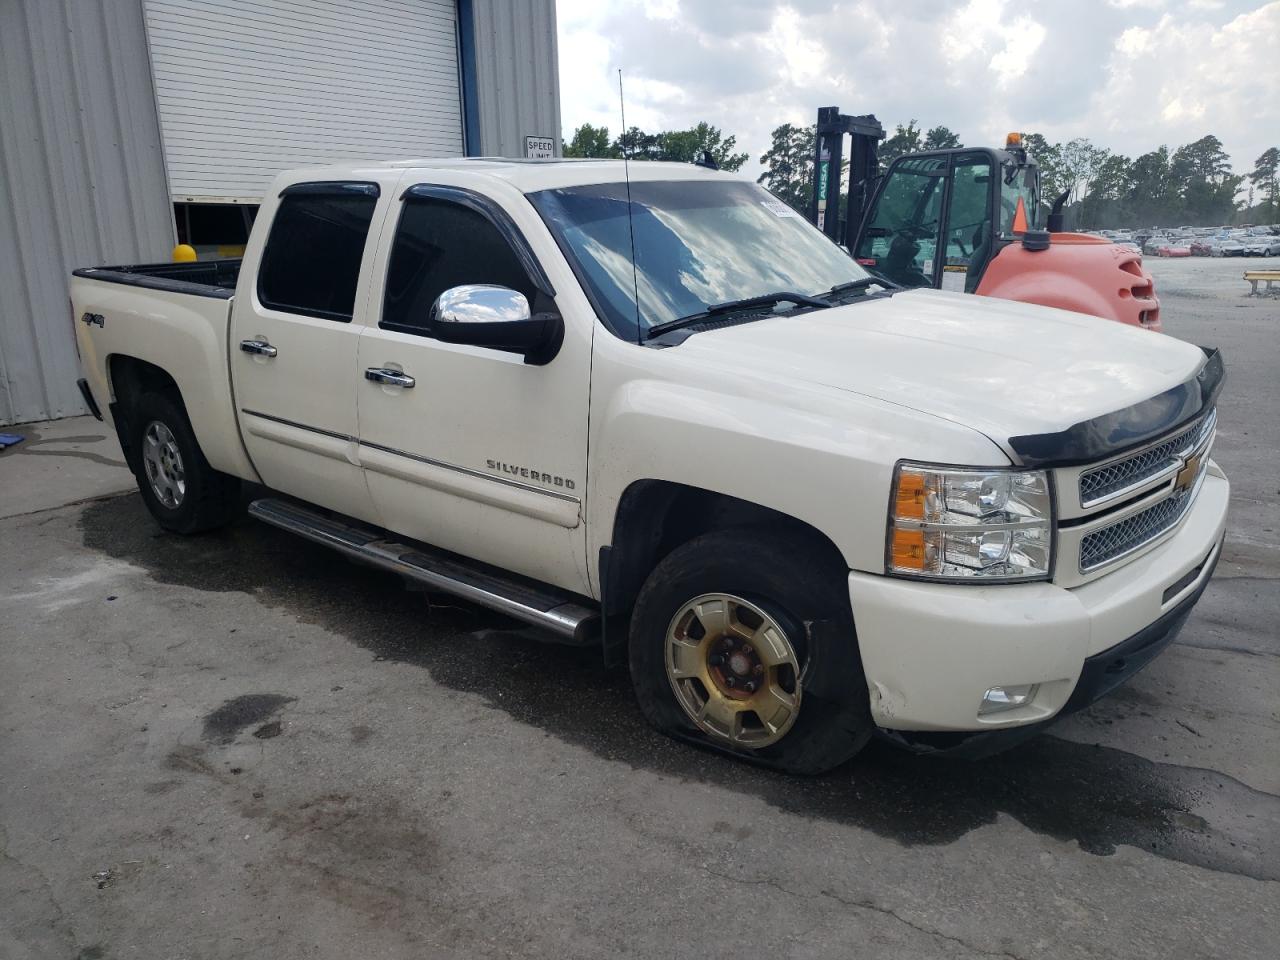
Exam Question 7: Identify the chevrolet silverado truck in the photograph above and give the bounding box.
[70,159,1228,772]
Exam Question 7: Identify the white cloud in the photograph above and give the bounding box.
[555,0,1279,178]
[1090,2,1279,169]
[938,2,1048,87]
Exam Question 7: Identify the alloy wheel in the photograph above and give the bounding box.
[664,593,802,748]
[142,420,186,509]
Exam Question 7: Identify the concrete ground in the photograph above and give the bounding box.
[2,256,1277,959]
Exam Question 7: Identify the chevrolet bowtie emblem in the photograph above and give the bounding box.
[1174,451,1203,493]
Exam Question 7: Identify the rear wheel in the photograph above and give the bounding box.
[629,527,873,774]
[130,391,240,534]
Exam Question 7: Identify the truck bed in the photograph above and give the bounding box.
[71,258,242,299]
[70,256,256,484]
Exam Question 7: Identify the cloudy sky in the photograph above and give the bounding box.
[556,0,1280,180]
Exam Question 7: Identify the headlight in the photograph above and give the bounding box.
[887,462,1053,581]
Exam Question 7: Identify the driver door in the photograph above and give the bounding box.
[354,177,592,595]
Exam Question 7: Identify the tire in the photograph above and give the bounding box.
[628,526,873,774]
[129,391,241,534]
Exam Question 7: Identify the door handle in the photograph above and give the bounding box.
[365,367,415,388]
[240,339,277,357]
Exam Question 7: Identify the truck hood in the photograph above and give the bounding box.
[673,288,1208,457]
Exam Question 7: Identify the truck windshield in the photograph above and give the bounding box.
[529,180,873,341]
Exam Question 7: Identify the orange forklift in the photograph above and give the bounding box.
[811,107,1161,330]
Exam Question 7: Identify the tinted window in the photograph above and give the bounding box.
[854,155,947,289]
[381,198,537,333]
[999,164,1039,236]
[941,156,993,293]
[257,193,377,321]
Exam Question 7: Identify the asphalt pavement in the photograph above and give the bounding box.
[1,255,1276,959]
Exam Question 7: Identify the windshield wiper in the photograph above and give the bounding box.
[822,276,893,300]
[644,291,830,340]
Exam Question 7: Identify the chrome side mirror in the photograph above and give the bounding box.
[428,284,562,364]
[433,284,531,325]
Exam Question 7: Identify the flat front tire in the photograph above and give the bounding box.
[629,527,873,774]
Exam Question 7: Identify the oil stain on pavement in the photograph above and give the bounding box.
[202,693,295,744]
[81,494,1279,882]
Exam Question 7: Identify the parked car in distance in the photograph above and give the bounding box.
[1243,235,1280,256]
[69,158,1229,773]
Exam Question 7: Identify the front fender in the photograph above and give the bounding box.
[585,363,1009,586]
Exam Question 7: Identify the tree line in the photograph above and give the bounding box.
[563,119,1280,228]
[563,121,749,171]
[1021,133,1277,229]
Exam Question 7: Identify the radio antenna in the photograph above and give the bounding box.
[618,69,642,344]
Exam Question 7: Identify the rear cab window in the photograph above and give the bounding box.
[257,182,380,322]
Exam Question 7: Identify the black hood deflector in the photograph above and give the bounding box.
[1008,347,1224,469]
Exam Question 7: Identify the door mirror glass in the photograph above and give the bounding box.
[428,284,562,365]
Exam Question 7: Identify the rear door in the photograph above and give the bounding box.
[231,179,390,523]
[354,176,592,594]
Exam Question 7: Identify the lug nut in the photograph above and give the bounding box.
[708,654,725,667]
[725,676,736,688]
[754,664,764,675]
[744,681,758,693]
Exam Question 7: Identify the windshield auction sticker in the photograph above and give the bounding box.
[761,198,799,218]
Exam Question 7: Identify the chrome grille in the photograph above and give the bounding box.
[1079,470,1206,571]
[1079,408,1216,507]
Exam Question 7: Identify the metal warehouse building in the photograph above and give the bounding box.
[0,0,561,425]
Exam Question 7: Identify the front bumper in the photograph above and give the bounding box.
[848,469,1229,733]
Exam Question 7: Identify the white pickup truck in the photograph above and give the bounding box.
[71,159,1228,772]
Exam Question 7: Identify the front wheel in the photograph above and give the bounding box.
[628,527,873,774]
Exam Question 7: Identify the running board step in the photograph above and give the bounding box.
[248,498,599,644]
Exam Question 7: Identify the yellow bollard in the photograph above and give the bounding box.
[172,243,197,262]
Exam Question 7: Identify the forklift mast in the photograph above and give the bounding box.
[810,106,885,248]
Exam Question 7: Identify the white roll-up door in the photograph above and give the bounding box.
[144,0,464,202]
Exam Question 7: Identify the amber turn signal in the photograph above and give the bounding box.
[894,471,926,520]
[890,528,927,571]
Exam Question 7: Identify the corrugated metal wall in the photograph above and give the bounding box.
[144,0,464,201]
[470,0,561,158]
[0,0,560,425]
[0,0,174,426]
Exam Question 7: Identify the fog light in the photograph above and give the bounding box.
[979,684,1039,716]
